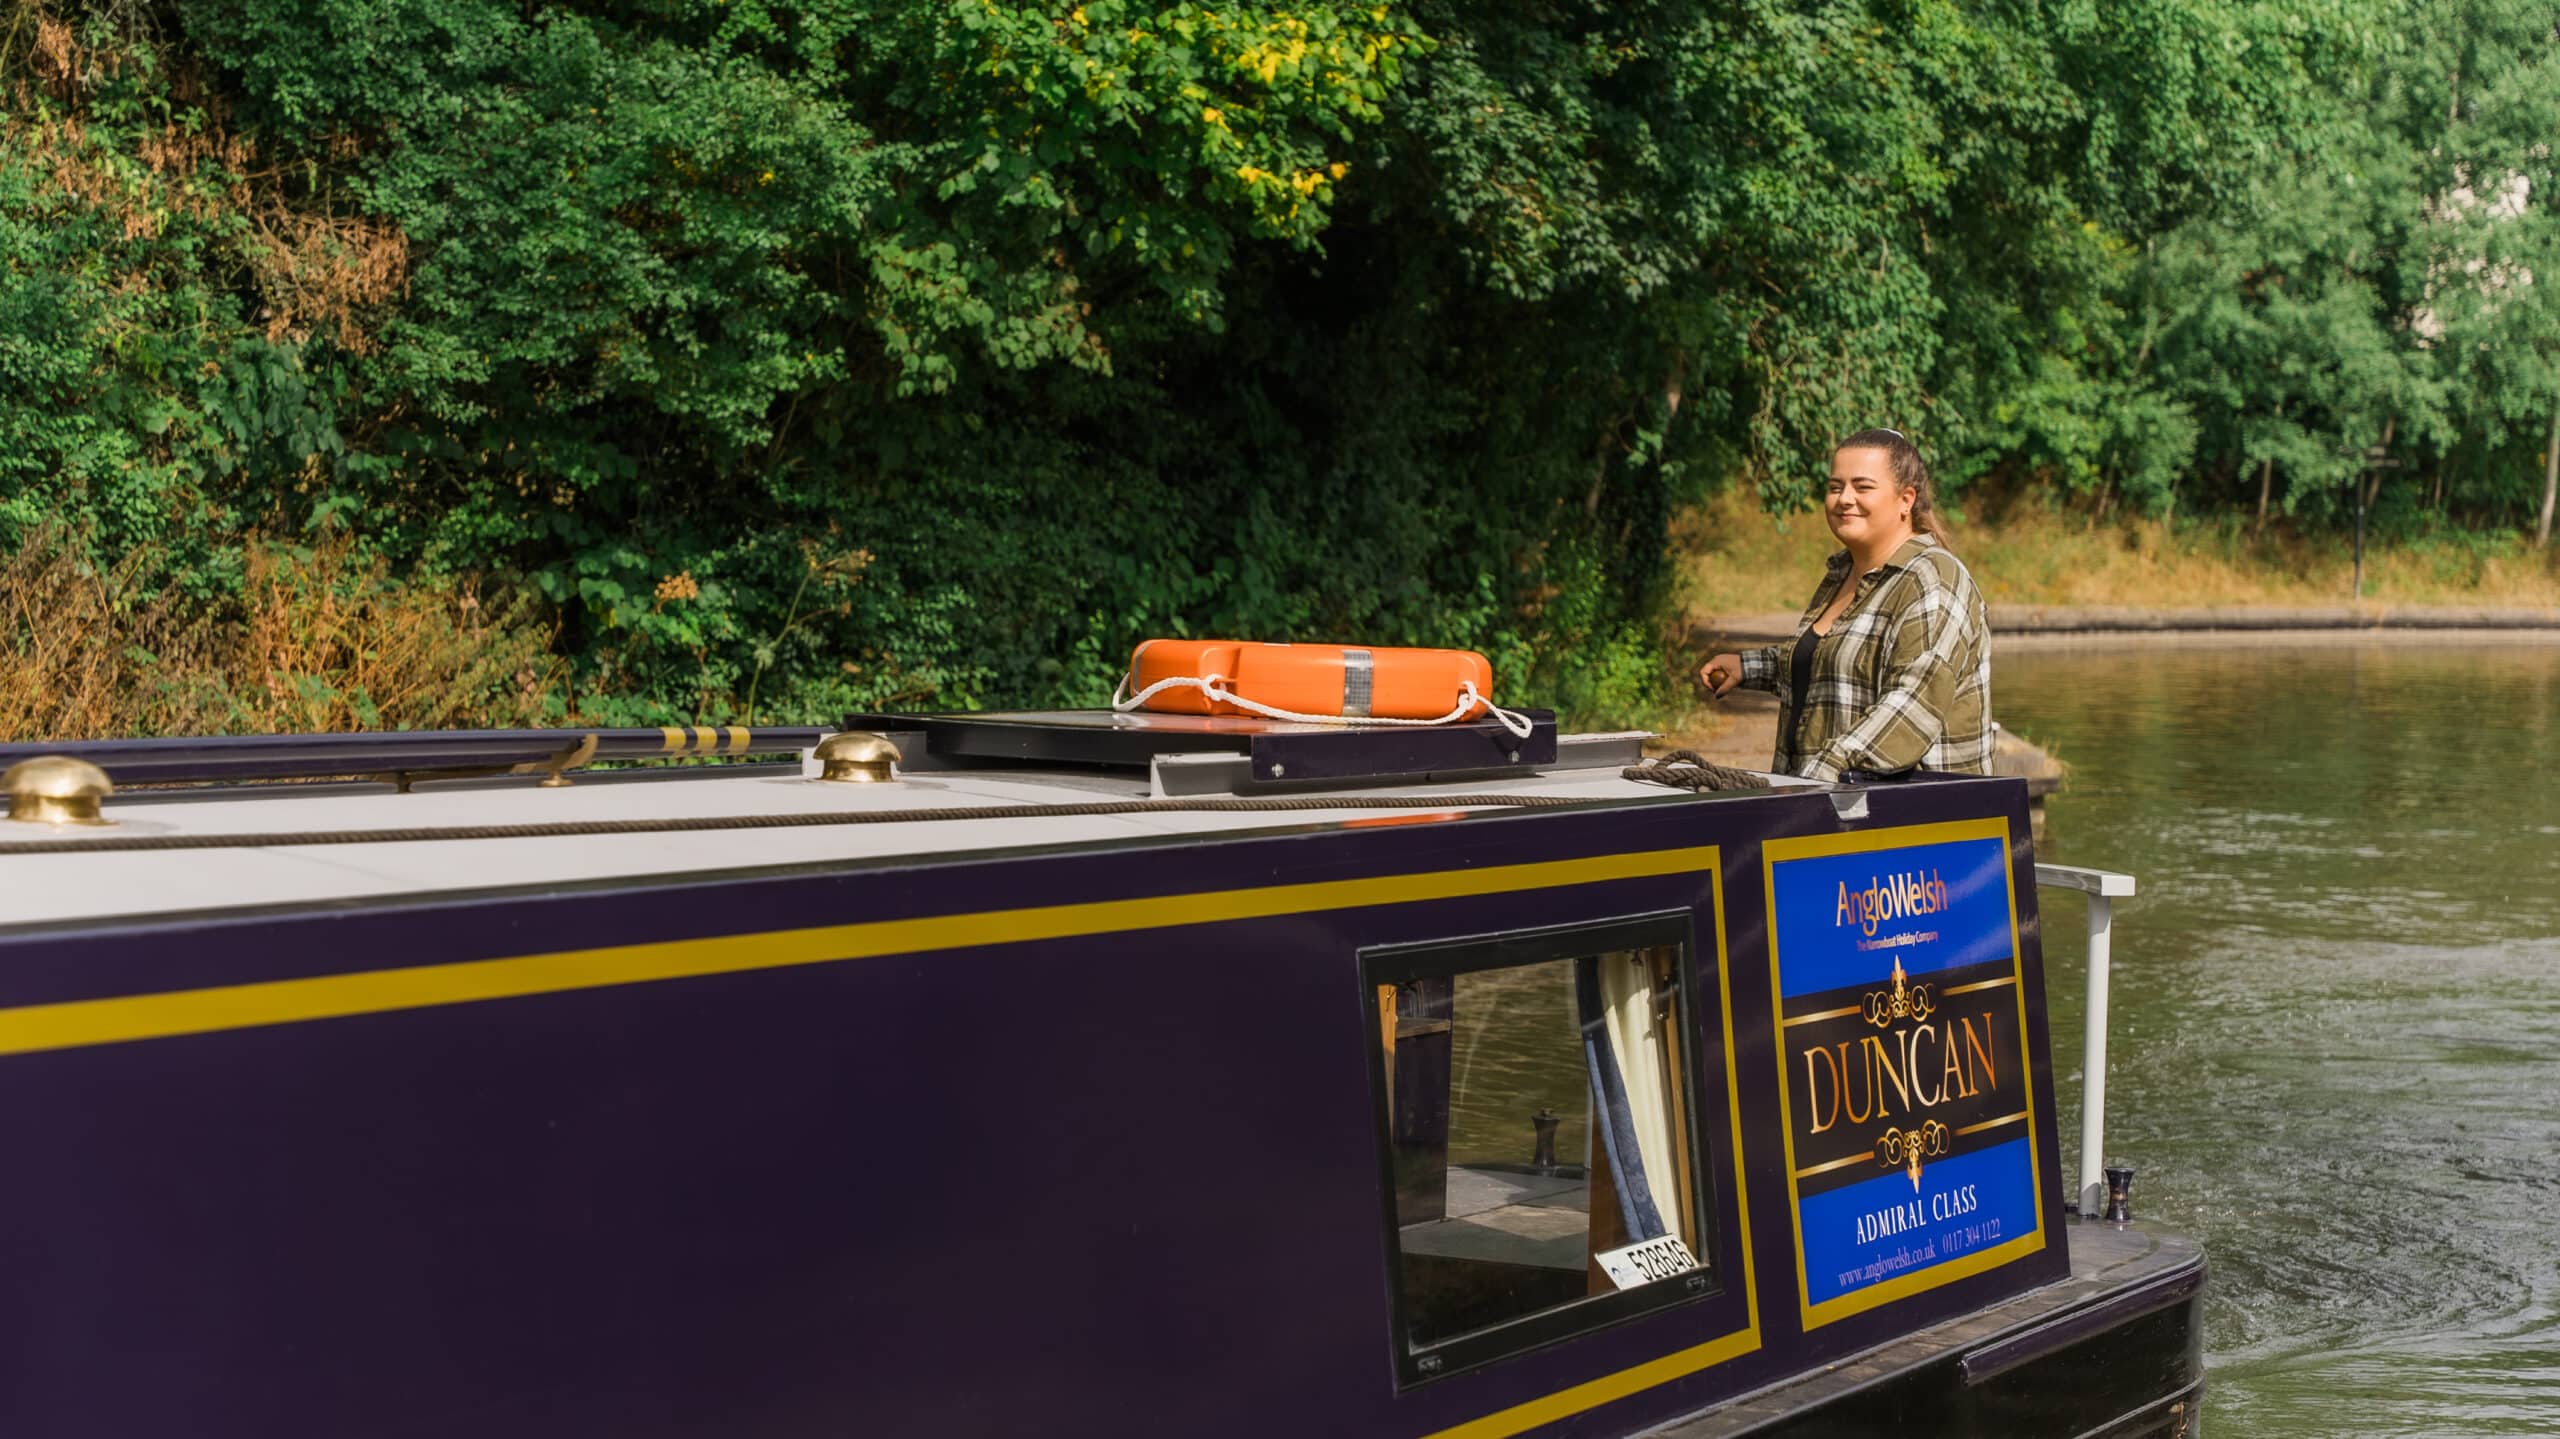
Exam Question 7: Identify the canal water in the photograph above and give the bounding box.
[1998,640,2560,1438]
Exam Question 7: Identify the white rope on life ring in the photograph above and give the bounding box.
[1110,672,1536,741]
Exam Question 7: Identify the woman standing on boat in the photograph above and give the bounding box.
[1697,429,1992,781]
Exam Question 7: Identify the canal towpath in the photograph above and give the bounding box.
[1694,602,2560,648]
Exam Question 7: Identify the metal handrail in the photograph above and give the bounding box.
[2034,862,2138,1216]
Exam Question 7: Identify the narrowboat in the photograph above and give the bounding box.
[0,709,2201,1436]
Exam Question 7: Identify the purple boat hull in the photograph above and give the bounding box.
[0,777,2113,1437]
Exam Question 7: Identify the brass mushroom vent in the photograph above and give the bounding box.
[4,755,115,826]
[813,731,900,784]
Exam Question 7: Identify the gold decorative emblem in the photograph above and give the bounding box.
[1864,954,1934,1028]
[1877,1120,1951,1189]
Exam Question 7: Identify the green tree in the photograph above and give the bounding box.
[2101,0,2560,539]
[0,0,2423,737]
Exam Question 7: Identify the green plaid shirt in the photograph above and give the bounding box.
[1736,536,1993,782]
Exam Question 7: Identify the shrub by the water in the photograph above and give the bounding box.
[0,527,555,738]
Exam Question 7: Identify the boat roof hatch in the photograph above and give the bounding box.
[843,708,1636,795]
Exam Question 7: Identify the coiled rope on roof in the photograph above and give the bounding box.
[1618,750,1771,793]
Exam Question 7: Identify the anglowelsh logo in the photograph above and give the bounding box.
[1834,869,1949,937]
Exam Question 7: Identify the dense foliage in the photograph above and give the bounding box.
[1977,0,2560,539]
[2,0,2551,732]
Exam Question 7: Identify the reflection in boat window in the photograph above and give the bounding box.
[1368,918,1710,1382]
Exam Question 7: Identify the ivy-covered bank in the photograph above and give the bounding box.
[3,1,2554,734]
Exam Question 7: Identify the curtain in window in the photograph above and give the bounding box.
[1575,952,1683,1243]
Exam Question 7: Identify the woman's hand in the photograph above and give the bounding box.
[1699,653,1743,699]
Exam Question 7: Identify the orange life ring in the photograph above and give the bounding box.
[1117,639,1500,724]
[1122,639,1242,716]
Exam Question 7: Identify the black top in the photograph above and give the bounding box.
[1787,626,1821,761]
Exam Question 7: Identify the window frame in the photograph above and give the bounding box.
[1359,909,1724,1388]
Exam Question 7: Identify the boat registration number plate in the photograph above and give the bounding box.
[1596,1234,1698,1291]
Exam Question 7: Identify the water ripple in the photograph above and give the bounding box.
[2003,643,2560,1438]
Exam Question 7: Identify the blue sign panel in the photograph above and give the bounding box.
[1766,835,2015,996]
[1762,818,2045,1329]
[1795,1137,2041,1307]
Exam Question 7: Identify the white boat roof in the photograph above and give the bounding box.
[0,738,1801,930]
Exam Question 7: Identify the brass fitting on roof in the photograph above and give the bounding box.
[4,755,115,826]
[813,731,900,784]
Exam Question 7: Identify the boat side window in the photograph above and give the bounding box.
[1363,912,1716,1385]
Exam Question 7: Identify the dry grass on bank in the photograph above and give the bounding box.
[1675,488,2560,618]
[1,528,559,742]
